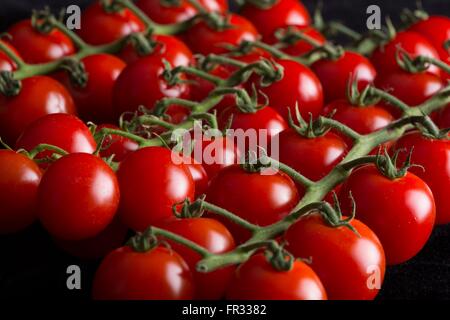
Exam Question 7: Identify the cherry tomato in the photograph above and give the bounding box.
[0,76,76,145]
[183,14,259,55]
[119,34,193,67]
[226,253,326,300]
[0,40,20,72]
[0,150,42,234]
[206,165,300,242]
[409,16,450,60]
[286,213,385,300]
[280,26,325,56]
[54,54,126,123]
[312,51,376,104]
[339,165,435,265]
[76,2,145,45]
[437,106,450,129]
[15,113,97,160]
[256,59,324,120]
[376,71,445,118]
[275,129,348,181]
[182,157,209,197]
[113,55,190,118]
[393,132,450,225]
[96,124,139,162]
[117,147,195,231]
[162,217,235,299]
[371,31,442,78]
[92,245,194,300]
[38,153,120,240]
[240,0,311,42]
[136,0,228,24]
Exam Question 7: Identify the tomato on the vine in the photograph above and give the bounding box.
[286,213,385,300]
[226,253,327,300]
[162,217,235,299]
[96,124,139,162]
[77,2,145,45]
[0,40,20,72]
[0,150,42,234]
[38,153,120,240]
[279,26,326,56]
[117,147,195,231]
[7,19,75,64]
[92,245,194,300]
[0,76,76,145]
[339,165,435,265]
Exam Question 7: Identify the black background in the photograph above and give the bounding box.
[1,0,450,300]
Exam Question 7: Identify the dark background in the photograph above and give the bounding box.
[1,0,450,300]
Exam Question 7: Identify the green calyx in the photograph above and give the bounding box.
[264,241,295,272]
[375,148,419,180]
[60,58,88,88]
[287,104,328,138]
[173,196,206,219]
[127,227,159,253]
[100,0,125,13]
[31,7,58,34]
[240,149,272,173]
[321,192,359,235]
[0,71,22,96]
[347,78,381,107]
[127,31,158,57]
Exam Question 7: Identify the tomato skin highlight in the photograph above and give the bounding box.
[0,40,20,72]
[162,217,236,300]
[38,153,120,240]
[92,246,194,300]
[339,165,436,265]
[0,150,42,234]
[117,147,195,231]
[226,253,327,300]
[286,214,385,300]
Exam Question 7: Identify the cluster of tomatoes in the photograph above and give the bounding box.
[0,0,449,300]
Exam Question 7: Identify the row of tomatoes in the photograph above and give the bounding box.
[0,0,449,300]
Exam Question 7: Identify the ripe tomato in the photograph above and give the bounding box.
[376,71,445,118]
[286,213,385,300]
[280,26,326,56]
[38,153,120,240]
[182,158,209,197]
[113,55,190,118]
[437,106,450,129]
[255,59,324,120]
[117,147,195,231]
[339,165,435,265]
[0,150,42,234]
[7,19,75,64]
[162,217,235,299]
[96,124,139,162]
[371,31,442,78]
[54,54,126,123]
[76,2,145,45]
[240,0,311,42]
[226,253,326,300]
[92,245,194,300]
[0,40,20,72]
[312,51,376,103]
[136,0,228,24]
[183,14,259,55]
[206,165,300,242]
[0,76,76,145]
[119,34,193,67]
[393,132,450,225]
[16,113,96,159]
[275,129,348,181]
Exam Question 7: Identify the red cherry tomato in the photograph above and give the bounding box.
[437,106,450,129]
[7,19,75,64]
[286,214,385,300]
[0,76,76,145]
[409,16,450,60]
[162,217,235,299]
[393,132,450,225]
[136,0,228,24]
[117,147,195,231]
[226,253,326,300]
[0,150,42,234]
[256,59,324,120]
[92,245,194,300]
[182,157,209,197]
[280,26,325,56]
[38,153,120,240]
[119,34,193,67]
[183,14,259,55]
[54,54,126,123]
[16,113,96,161]
[240,0,311,42]
[339,165,435,265]
[96,124,139,162]
[276,129,348,181]
[0,40,20,72]
[206,165,299,242]
[312,51,376,104]
[371,31,442,78]
[113,55,190,118]
[77,2,145,45]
